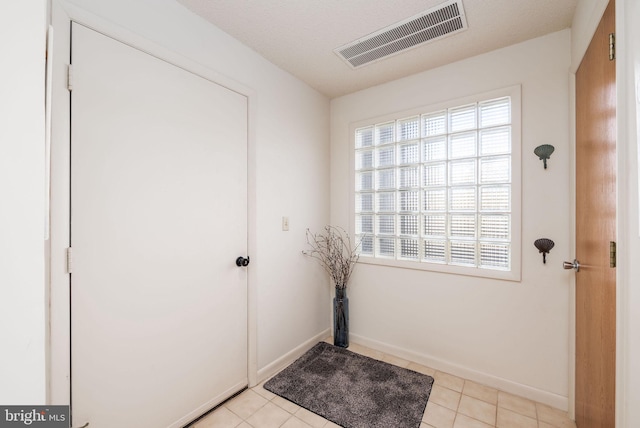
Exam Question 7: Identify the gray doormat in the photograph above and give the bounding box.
[264,342,434,428]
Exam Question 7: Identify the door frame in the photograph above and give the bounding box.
[48,0,258,405]
[569,0,631,426]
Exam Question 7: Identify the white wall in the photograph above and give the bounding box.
[617,0,640,418]
[570,0,609,72]
[618,6,640,419]
[57,0,330,375]
[616,0,640,427]
[616,0,640,426]
[330,30,572,408]
[0,1,47,403]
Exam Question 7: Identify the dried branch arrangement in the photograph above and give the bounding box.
[303,226,361,290]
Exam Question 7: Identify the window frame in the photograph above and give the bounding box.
[349,86,522,281]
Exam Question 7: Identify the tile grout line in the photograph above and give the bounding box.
[209,341,574,428]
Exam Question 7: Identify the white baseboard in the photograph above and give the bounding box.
[256,329,331,385]
[350,333,568,411]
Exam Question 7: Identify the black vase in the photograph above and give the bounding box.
[333,287,349,348]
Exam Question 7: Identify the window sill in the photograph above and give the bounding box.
[357,255,522,282]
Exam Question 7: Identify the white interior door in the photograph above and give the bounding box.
[70,23,248,428]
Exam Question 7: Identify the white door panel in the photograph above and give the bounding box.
[71,23,247,427]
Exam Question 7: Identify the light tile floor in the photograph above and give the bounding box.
[192,340,576,428]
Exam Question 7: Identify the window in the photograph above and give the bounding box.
[353,87,521,280]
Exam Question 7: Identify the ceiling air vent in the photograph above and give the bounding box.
[334,0,468,69]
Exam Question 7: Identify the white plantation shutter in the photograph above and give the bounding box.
[354,95,514,272]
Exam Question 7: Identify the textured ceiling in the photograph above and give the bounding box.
[176,0,578,98]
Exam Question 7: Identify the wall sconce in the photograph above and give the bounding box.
[534,144,555,169]
[534,238,555,264]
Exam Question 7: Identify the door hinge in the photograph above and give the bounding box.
[609,33,615,61]
[66,247,73,274]
[610,241,616,268]
[67,64,73,91]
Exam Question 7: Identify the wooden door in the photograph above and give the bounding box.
[70,23,248,428]
[575,1,616,426]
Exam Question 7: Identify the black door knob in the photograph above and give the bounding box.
[235,256,250,267]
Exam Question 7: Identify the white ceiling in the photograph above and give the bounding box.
[176,0,578,98]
